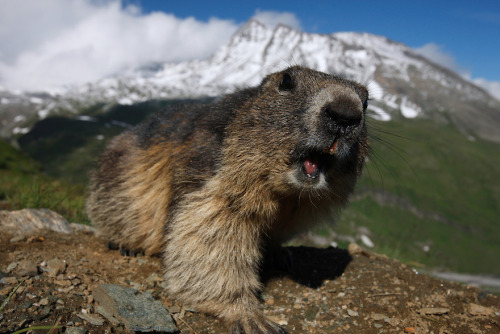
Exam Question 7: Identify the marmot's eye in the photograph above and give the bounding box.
[279,73,294,91]
[363,99,368,110]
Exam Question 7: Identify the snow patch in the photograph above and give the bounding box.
[13,115,26,123]
[13,127,30,135]
[29,97,44,104]
[360,234,375,248]
[400,97,422,118]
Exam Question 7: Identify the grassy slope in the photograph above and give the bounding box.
[334,118,500,274]
[12,102,500,275]
[0,139,87,223]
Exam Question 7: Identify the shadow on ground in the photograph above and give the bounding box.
[263,246,352,288]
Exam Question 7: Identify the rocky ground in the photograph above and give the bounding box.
[1,209,499,333]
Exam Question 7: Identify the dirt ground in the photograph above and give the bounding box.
[1,230,499,334]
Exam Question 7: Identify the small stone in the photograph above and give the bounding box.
[64,327,86,334]
[71,278,82,286]
[54,280,72,286]
[39,298,50,306]
[347,309,359,317]
[1,277,18,285]
[417,307,449,315]
[404,327,416,333]
[5,262,18,273]
[77,312,105,326]
[46,258,67,277]
[10,235,25,243]
[468,303,493,316]
[16,260,38,277]
[0,287,11,296]
[371,313,388,321]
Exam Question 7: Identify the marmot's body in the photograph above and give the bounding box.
[86,66,369,333]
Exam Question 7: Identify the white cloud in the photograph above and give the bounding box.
[0,0,239,91]
[414,43,500,101]
[473,78,500,101]
[251,9,302,30]
[413,43,465,75]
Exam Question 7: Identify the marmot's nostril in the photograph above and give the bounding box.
[323,101,362,127]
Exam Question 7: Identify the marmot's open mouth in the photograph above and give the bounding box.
[302,140,338,178]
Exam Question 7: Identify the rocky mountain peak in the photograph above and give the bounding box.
[1,19,499,142]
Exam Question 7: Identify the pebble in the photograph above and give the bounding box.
[1,277,18,285]
[46,258,67,277]
[6,262,18,273]
[65,327,86,334]
[16,259,38,277]
[347,309,359,317]
[417,307,449,315]
[371,313,388,321]
[9,235,26,243]
[39,298,50,306]
[77,312,105,326]
[468,303,493,316]
[55,279,72,286]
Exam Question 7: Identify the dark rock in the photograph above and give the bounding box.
[93,284,178,333]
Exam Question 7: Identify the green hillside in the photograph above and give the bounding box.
[0,138,87,223]
[12,100,500,276]
[335,118,500,274]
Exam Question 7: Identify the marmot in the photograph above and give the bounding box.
[86,66,369,333]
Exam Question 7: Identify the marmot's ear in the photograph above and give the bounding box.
[278,72,295,92]
[259,71,282,92]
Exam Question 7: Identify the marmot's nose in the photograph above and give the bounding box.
[322,98,362,134]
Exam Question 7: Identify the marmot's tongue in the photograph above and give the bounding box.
[304,159,318,176]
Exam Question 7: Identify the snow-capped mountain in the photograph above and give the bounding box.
[2,19,500,142]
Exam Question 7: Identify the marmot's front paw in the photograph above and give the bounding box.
[231,317,288,334]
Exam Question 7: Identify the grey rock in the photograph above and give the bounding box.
[0,209,73,234]
[0,209,96,235]
[16,259,38,277]
[93,284,178,333]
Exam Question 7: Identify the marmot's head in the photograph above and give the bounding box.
[230,66,369,200]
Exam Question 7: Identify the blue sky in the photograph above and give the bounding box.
[135,0,500,82]
[1,0,499,98]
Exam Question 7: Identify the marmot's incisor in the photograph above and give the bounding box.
[87,66,370,333]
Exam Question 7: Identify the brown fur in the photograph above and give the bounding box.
[86,66,370,333]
